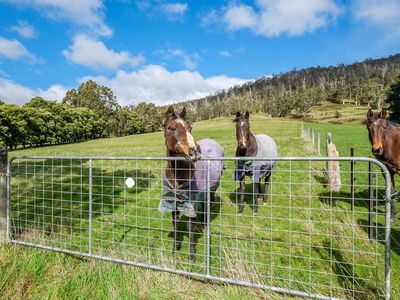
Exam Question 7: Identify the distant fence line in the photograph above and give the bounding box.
[301,123,322,156]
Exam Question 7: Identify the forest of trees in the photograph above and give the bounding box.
[172,54,400,121]
[1,54,400,150]
[0,80,163,149]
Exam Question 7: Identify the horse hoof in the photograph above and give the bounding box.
[189,252,196,261]
[238,212,243,216]
[263,202,267,206]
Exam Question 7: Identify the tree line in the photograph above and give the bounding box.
[0,80,162,149]
[1,54,400,150]
[172,54,400,120]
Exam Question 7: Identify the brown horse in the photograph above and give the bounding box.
[365,108,399,218]
[160,106,224,260]
[233,111,278,214]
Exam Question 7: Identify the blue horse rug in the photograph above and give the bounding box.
[233,134,278,182]
[158,138,224,218]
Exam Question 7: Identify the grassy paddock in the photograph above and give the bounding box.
[1,114,399,299]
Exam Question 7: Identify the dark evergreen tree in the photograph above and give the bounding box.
[387,73,400,121]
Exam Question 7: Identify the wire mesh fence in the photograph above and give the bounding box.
[8,156,391,299]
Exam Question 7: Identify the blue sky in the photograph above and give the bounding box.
[0,0,399,106]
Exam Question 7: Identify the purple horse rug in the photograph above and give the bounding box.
[159,138,224,217]
[233,134,278,182]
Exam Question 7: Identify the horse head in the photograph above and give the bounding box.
[163,106,200,162]
[233,111,250,150]
[365,108,388,156]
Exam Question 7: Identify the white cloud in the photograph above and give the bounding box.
[160,2,188,16]
[0,0,111,36]
[0,78,67,105]
[204,0,342,37]
[83,65,250,105]
[10,20,37,39]
[0,36,35,61]
[63,34,145,71]
[353,0,400,36]
[136,1,188,20]
[220,50,232,57]
[157,48,199,70]
[223,4,257,31]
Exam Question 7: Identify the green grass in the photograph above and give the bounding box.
[294,102,370,124]
[1,113,399,299]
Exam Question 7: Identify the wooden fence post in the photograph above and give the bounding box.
[317,130,321,156]
[311,128,315,145]
[0,146,8,243]
[326,133,341,192]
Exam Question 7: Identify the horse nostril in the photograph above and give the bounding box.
[372,147,382,155]
[189,147,197,156]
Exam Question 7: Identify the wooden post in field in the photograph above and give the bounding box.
[350,148,355,211]
[311,128,315,145]
[326,133,341,192]
[0,146,8,243]
[317,130,321,156]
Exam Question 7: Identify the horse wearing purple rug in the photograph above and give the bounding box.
[159,106,224,260]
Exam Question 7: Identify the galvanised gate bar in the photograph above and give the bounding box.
[7,156,391,299]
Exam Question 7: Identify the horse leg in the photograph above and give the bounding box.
[390,171,398,219]
[238,178,245,214]
[253,181,259,214]
[263,173,271,205]
[172,210,181,252]
[188,217,196,261]
[210,191,215,202]
[202,192,215,224]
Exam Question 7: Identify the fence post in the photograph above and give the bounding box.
[206,159,211,276]
[0,146,8,243]
[88,159,93,255]
[350,148,355,211]
[311,128,315,145]
[317,130,321,156]
[0,146,7,243]
[368,162,373,241]
[326,133,341,192]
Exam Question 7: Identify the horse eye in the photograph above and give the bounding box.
[168,126,176,131]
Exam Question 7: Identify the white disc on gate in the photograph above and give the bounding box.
[125,177,135,188]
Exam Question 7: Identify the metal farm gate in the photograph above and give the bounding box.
[6,156,392,299]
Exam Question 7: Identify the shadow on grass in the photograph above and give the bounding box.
[318,188,387,212]
[9,158,156,238]
[314,240,382,299]
[358,218,400,257]
[228,182,268,213]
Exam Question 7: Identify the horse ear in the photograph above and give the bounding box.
[180,106,187,120]
[244,111,250,119]
[367,109,373,119]
[379,108,387,119]
[166,105,174,116]
[236,111,241,118]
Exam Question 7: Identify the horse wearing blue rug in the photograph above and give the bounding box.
[233,111,278,214]
[159,106,224,260]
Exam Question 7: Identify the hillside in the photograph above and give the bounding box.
[170,54,400,122]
